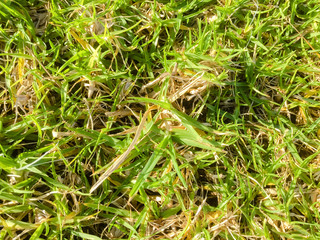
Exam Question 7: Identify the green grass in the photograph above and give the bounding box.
[1,0,320,239]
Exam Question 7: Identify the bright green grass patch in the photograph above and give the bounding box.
[1,0,320,239]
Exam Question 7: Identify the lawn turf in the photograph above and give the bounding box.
[1,0,320,239]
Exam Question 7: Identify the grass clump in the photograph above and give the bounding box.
[1,0,320,239]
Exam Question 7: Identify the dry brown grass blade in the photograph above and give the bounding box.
[288,21,320,59]
[89,105,158,193]
[168,72,204,102]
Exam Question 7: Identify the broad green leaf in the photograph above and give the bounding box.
[70,231,102,240]
[0,155,18,170]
